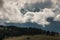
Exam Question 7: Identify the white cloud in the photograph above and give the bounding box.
[54,14,60,21]
[31,8,55,27]
[0,0,60,27]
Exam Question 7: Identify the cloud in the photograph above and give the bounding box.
[0,0,4,9]
[30,8,55,27]
[0,0,60,27]
[54,14,60,21]
[20,0,53,14]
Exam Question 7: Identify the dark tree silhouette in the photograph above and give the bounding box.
[0,25,59,38]
[0,32,5,40]
[56,32,59,36]
[51,31,55,36]
[46,31,50,35]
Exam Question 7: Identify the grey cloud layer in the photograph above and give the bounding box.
[20,0,53,14]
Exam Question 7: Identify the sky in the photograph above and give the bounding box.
[0,0,60,32]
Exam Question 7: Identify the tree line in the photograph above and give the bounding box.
[0,25,59,40]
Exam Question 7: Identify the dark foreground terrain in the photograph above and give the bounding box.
[0,25,60,40]
[4,35,60,40]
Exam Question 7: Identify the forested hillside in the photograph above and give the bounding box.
[0,25,59,40]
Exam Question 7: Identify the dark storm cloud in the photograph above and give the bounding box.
[20,0,53,14]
